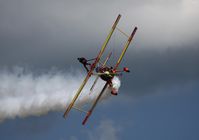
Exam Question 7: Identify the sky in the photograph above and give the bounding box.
[0,0,199,140]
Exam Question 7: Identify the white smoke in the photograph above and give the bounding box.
[0,67,121,121]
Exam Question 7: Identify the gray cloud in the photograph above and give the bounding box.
[122,45,199,96]
[0,0,198,96]
[0,0,198,52]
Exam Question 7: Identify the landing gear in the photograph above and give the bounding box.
[111,87,118,96]
[111,90,118,96]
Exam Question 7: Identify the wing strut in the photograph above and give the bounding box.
[63,14,121,118]
[82,27,138,125]
[89,52,112,94]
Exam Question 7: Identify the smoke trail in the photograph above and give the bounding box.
[0,67,121,121]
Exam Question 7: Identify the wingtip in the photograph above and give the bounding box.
[135,26,138,30]
[82,111,92,125]
[63,115,66,119]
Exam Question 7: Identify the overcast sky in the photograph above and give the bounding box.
[0,0,199,140]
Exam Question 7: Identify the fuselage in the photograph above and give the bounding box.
[95,66,114,82]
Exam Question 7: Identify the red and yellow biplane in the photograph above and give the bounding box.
[63,14,137,125]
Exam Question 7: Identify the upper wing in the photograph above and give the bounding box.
[63,14,121,118]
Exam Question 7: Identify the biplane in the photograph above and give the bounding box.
[63,14,137,125]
